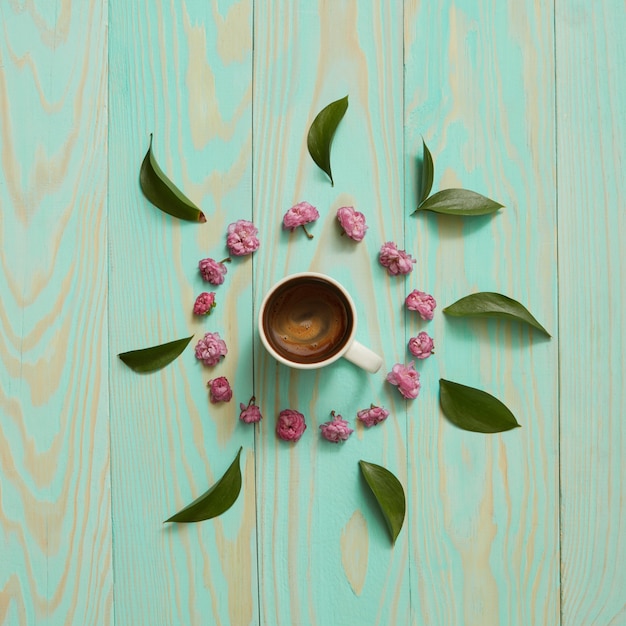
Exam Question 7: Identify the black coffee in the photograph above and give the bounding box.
[262,277,353,364]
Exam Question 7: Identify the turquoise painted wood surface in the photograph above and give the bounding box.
[108,1,256,625]
[0,1,624,625]
[0,1,111,624]
[557,1,626,624]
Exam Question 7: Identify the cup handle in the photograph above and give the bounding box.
[343,340,383,374]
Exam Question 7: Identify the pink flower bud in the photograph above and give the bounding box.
[386,362,421,399]
[276,409,307,442]
[405,289,436,320]
[193,292,216,316]
[379,241,416,275]
[408,332,435,359]
[336,206,368,241]
[194,332,228,366]
[356,405,390,427]
[239,397,262,424]
[320,411,354,443]
[283,201,320,236]
[207,376,233,403]
[199,257,229,285]
[226,219,260,256]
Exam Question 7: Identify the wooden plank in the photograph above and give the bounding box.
[107,0,256,623]
[0,1,111,624]
[404,1,560,624]
[557,1,626,623]
[252,1,410,624]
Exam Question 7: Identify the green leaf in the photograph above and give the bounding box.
[443,292,551,337]
[418,138,434,205]
[307,95,349,186]
[439,379,521,433]
[359,460,406,544]
[118,335,194,373]
[165,447,243,523]
[140,134,206,223]
[415,188,503,215]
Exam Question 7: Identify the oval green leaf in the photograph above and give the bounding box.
[439,379,521,433]
[359,460,405,544]
[307,95,349,186]
[140,134,206,223]
[165,447,243,523]
[118,335,194,373]
[418,138,434,205]
[415,188,503,215]
[443,292,551,337]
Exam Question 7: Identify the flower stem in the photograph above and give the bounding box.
[220,257,232,264]
[301,224,314,239]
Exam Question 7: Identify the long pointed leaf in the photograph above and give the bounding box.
[415,188,503,215]
[307,96,349,186]
[439,379,521,433]
[165,447,243,523]
[140,134,206,223]
[359,460,405,544]
[418,138,434,205]
[443,292,550,337]
[118,335,194,373]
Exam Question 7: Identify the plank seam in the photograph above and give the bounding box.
[105,0,117,624]
[554,0,563,624]
[251,2,262,624]
[402,0,414,622]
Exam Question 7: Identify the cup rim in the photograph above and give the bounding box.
[257,271,358,370]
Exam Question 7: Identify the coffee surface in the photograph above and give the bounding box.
[263,278,353,364]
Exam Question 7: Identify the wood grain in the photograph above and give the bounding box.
[107,0,255,624]
[341,510,369,596]
[0,1,111,624]
[405,0,559,624]
[557,1,626,624]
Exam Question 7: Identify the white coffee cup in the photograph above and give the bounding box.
[258,272,383,373]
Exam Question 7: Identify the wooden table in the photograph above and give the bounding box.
[1,1,624,624]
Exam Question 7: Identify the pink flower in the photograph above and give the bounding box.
[405,290,436,320]
[379,241,416,275]
[408,332,435,359]
[276,409,307,442]
[194,331,228,366]
[337,206,368,241]
[386,362,421,399]
[207,376,233,403]
[199,257,230,285]
[239,396,263,424]
[320,411,354,443]
[356,405,390,428]
[193,292,216,316]
[226,219,260,256]
[283,201,320,238]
